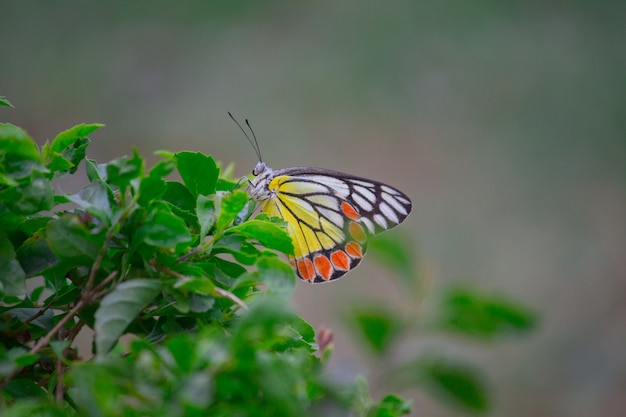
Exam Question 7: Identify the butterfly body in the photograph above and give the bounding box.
[247,161,412,283]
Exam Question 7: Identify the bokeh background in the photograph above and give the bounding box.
[2,2,625,416]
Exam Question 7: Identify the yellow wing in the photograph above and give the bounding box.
[255,168,411,283]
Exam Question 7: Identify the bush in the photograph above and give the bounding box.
[0,109,536,416]
[0,120,412,416]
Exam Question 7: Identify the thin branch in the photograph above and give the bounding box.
[55,358,64,403]
[29,271,118,356]
[85,194,138,291]
[213,287,248,312]
[153,262,248,311]
[24,298,55,324]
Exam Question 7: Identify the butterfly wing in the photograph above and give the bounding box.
[257,167,412,283]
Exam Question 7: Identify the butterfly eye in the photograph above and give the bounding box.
[253,162,266,176]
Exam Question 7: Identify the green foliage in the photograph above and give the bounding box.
[0,118,409,416]
[345,232,538,414]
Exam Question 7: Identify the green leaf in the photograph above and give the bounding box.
[67,180,114,220]
[434,288,537,339]
[173,276,215,295]
[15,231,59,276]
[3,378,46,400]
[46,123,101,176]
[414,357,489,412]
[0,96,14,107]
[0,123,40,163]
[85,158,107,182]
[212,234,259,265]
[138,158,175,207]
[197,194,220,240]
[215,190,249,231]
[133,203,192,248]
[51,123,103,153]
[255,256,296,298]
[176,152,219,196]
[7,171,54,214]
[227,218,294,255]
[46,214,102,262]
[161,181,197,217]
[368,394,412,417]
[349,306,402,355]
[0,233,26,297]
[106,149,143,191]
[95,279,163,354]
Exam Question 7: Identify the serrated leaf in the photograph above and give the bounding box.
[435,288,537,339]
[176,152,219,197]
[51,123,103,153]
[227,219,294,255]
[95,279,163,354]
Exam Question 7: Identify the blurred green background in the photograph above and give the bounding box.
[2,1,625,416]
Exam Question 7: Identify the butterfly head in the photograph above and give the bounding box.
[247,161,274,201]
[252,161,267,176]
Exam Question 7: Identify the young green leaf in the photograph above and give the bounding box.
[47,123,102,176]
[94,279,163,354]
[51,123,103,153]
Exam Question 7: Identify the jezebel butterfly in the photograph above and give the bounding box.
[232,114,412,283]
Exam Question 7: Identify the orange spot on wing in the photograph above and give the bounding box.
[345,241,363,258]
[330,250,350,271]
[349,221,367,242]
[314,255,333,281]
[297,258,316,281]
[341,201,360,220]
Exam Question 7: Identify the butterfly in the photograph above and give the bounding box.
[230,113,412,283]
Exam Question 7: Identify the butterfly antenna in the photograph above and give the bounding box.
[228,112,262,162]
[245,118,263,163]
